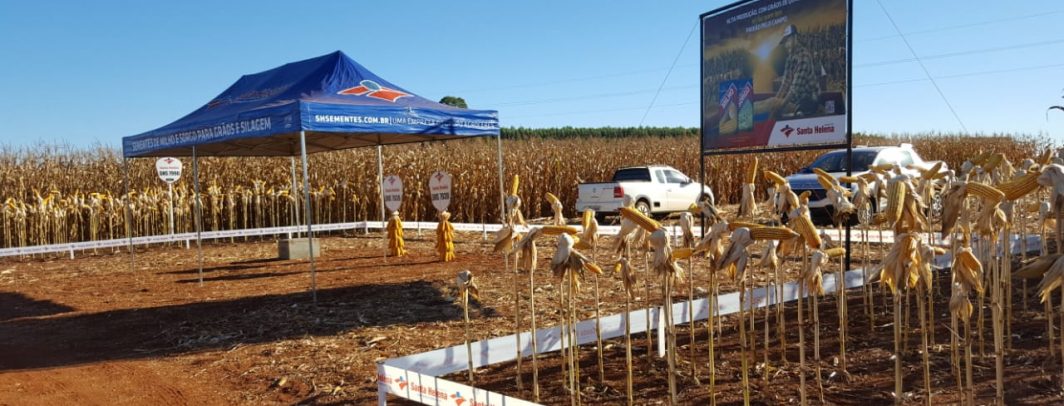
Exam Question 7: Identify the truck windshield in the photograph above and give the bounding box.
[612,168,652,182]
[800,150,878,173]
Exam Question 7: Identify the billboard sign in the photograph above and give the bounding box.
[701,0,849,152]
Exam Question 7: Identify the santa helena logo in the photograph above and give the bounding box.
[396,376,408,390]
[779,122,838,138]
[338,80,411,102]
[781,125,795,137]
[451,391,466,406]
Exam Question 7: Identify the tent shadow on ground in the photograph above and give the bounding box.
[157,258,286,275]
[160,256,442,279]
[174,271,302,284]
[0,292,75,322]
[318,258,440,273]
[0,280,490,371]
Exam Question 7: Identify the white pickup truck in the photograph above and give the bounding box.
[576,165,714,220]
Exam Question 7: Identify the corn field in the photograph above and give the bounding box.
[0,131,1049,248]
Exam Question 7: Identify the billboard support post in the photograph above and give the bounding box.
[844,0,854,272]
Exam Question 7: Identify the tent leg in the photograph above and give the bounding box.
[193,146,204,285]
[123,158,134,271]
[496,133,506,223]
[300,131,318,304]
[291,157,301,238]
[377,145,386,259]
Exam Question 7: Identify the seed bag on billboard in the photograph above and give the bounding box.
[701,0,849,152]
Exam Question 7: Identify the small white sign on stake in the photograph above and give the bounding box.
[155,157,183,184]
[428,170,452,212]
[383,175,403,212]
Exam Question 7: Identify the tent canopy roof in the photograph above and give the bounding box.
[122,51,498,157]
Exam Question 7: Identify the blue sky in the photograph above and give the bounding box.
[0,0,1062,147]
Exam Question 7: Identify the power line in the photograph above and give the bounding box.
[462,36,1063,105]
[874,0,967,132]
[473,8,1064,113]
[493,58,1064,108]
[449,10,1064,103]
[502,59,1064,120]
[856,37,1064,68]
[493,85,691,107]
[855,62,1064,88]
[860,9,1064,42]
[505,61,1064,119]
[453,66,676,94]
[481,38,1064,107]
[506,101,697,120]
[639,21,698,126]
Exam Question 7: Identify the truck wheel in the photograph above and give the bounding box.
[595,212,611,225]
[928,192,943,220]
[700,193,715,206]
[635,200,652,219]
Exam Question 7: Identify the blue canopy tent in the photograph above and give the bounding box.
[121,51,502,301]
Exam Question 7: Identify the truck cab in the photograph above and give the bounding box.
[576,165,713,220]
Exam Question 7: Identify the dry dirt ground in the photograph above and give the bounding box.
[1,229,1063,405]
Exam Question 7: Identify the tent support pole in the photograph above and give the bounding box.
[377,145,386,259]
[193,146,204,285]
[300,131,318,304]
[123,157,134,271]
[496,133,505,223]
[291,157,301,238]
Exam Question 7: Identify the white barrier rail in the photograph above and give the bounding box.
[0,222,367,258]
[0,221,637,259]
[0,220,910,260]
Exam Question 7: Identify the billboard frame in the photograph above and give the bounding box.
[698,0,854,270]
